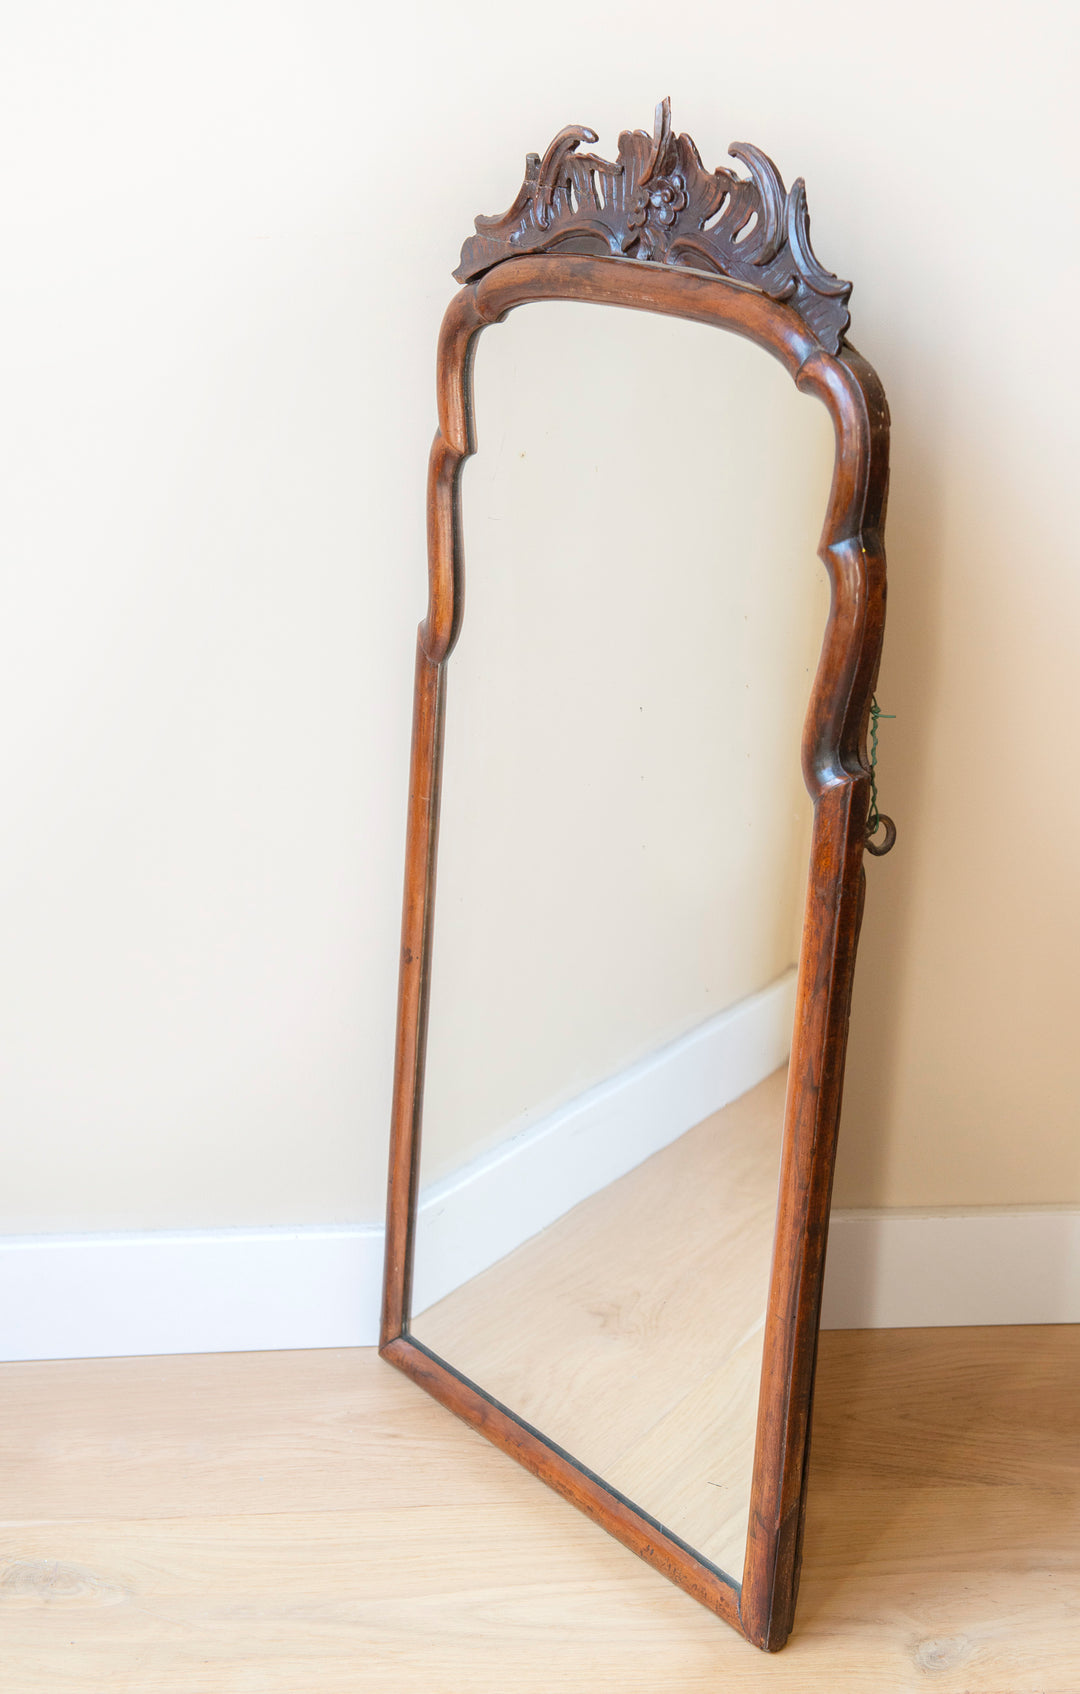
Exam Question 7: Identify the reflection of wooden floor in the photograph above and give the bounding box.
[412,1068,787,1580]
[4,1328,1079,1689]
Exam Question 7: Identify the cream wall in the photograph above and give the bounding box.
[1,0,1076,1232]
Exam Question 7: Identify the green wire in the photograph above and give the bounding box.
[867,695,895,836]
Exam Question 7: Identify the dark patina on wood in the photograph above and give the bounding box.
[381,105,892,1653]
[455,98,853,355]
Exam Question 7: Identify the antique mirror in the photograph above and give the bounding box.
[381,101,892,1651]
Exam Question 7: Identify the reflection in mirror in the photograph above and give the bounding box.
[409,300,834,1584]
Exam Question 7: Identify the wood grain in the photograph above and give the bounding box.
[1,1328,1078,1691]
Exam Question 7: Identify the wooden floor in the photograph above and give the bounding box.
[2,1327,1078,1690]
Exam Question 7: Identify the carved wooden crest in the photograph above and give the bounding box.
[455,99,852,355]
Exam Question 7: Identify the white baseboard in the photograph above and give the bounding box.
[5,971,1075,1360]
[0,1225,384,1362]
[0,975,795,1362]
[821,1207,1080,1328]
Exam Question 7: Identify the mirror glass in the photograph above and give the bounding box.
[409,299,834,1584]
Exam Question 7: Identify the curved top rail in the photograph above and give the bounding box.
[423,251,887,816]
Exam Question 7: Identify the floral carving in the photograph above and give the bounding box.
[455,99,853,355]
[625,172,688,259]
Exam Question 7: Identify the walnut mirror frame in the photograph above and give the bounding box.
[380,101,892,1653]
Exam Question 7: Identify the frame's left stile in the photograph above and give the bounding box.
[380,291,484,1345]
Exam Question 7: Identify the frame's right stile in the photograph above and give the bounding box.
[380,103,891,1652]
[743,337,889,1647]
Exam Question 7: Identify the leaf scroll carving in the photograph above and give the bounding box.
[455,99,853,355]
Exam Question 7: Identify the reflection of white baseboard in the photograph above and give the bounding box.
[822,1207,1080,1329]
[411,971,798,1316]
[0,975,795,1362]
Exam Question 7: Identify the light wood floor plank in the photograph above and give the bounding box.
[1,1327,1078,1689]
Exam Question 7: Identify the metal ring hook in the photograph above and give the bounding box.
[865,813,897,856]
